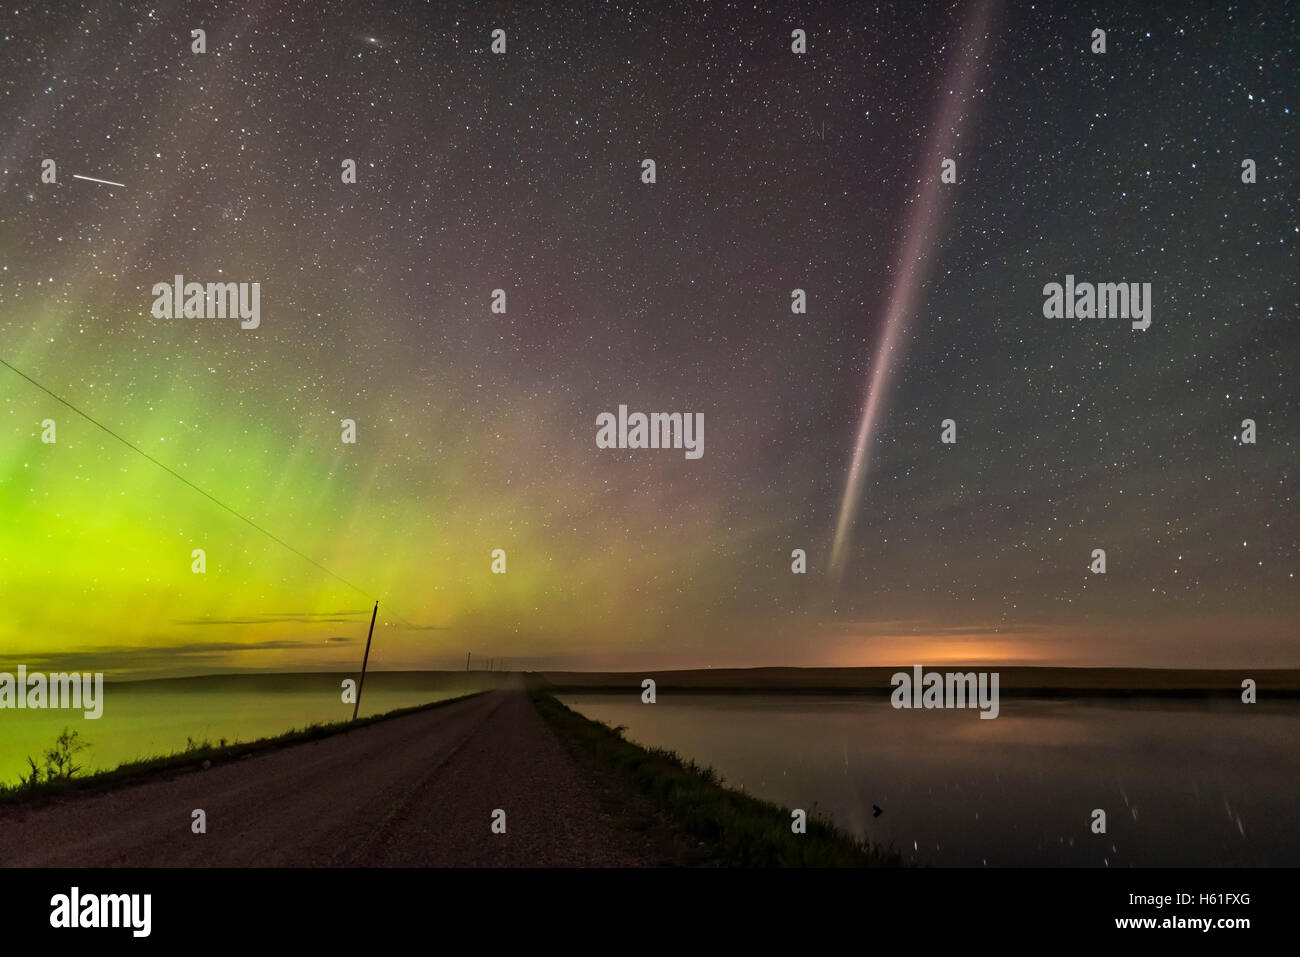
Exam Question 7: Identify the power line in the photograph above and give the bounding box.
[1,355,408,620]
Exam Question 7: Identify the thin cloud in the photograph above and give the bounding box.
[175,613,449,630]
[4,639,352,674]
[176,610,371,626]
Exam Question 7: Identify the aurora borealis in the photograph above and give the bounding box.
[0,1,1295,678]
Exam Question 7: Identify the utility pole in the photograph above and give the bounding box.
[466,652,470,672]
[352,601,378,721]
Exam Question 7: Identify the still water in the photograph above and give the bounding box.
[0,672,487,787]
[560,693,1300,867]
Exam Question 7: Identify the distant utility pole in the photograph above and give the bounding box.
[466,652,470,672]
[352,601,379,721]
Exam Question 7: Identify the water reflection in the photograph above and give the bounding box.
[560,693,1300,866]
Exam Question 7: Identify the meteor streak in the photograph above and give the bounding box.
[72,173,126,187]
[829,0,997,582]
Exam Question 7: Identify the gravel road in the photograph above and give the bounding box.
[0,689,654,867]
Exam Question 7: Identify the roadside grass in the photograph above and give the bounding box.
[531,692,900,867]
[0,691,486,807]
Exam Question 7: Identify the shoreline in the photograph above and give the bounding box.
[0,691,486,808]
[531,691,900,867]
[19,666,1297,695]
[537,666,1300,697]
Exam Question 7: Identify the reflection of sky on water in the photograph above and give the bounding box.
[0,673,481,785]
[561,694,1300,866]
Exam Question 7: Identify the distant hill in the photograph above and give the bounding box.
[537,666,1300,696]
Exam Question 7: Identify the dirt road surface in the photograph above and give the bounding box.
[0,689,654,867]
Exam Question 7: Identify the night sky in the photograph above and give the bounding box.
[0,1,1294,677]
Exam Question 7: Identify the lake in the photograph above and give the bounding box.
[0,672,492,787]
[559,693,1300,867]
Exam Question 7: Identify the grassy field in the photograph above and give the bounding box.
[531,690,900,867]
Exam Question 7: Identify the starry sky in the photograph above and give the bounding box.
[0,1,1294,678]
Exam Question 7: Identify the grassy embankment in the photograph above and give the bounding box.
[531,690,900,867]
[0,691,486,807]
